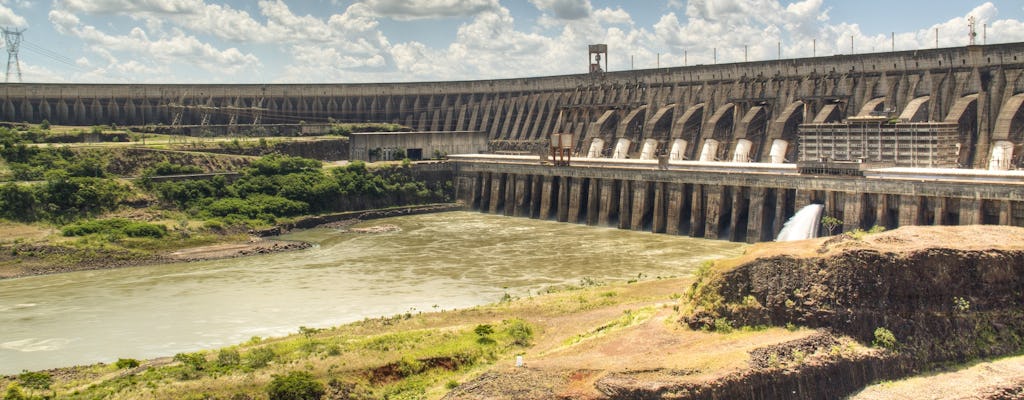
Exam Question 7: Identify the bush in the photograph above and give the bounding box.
[17,370,52,390]
[505,318,534,346]
[124,222,167,238]
[173,352,207,371]
[266,371,324,400]
[115,358,140,369]
[217,348,241,367]
[245,347,275,368]
[872,327,898,350]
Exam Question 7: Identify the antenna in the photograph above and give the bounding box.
[2,27,24,83]
[968,16,978,46]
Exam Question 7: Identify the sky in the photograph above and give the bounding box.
[0,0,1021,84]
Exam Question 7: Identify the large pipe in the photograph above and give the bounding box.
[670,139,687,160]
[699,139,720,162]
[732,139,752,162]
[640,138,658,160]
[769,139,789,163]
[989,140,1014,170]
[613,138,632,159]
[587,138,605,158]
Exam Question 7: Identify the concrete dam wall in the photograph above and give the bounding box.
[3,43,1024,242]
[3,43,1024,169]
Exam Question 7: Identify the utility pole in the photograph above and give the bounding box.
[3,27,24,83]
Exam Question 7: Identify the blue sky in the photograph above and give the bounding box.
[0,0,1021,83]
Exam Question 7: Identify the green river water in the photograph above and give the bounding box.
[0,211,745,374]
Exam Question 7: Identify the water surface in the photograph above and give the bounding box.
[0,211,745,373]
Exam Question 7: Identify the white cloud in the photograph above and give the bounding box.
[0,2,27,27]
[530,0,591,20]
[47,7,260,81]
[362,0,499,20]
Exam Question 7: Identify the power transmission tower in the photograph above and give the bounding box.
[3,27,24,83]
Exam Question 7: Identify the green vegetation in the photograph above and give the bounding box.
[872,327,898,350]
[267,371,325,400]
[61,218,167,239]
[848,225,887,240]
[821,215,843,235]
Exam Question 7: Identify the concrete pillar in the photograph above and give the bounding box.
[489,174,506,214]
[898,195,920,227]
[599,179,618,226]
[1000,200,1011,226]
[568,178,585,223]
[557,177,570,223]
[729,187,747,242]
[933,197,945,225]
[652,182,667,233]
[690,184,706,238]
[479,173,492,213]
[586,178,601,226]
[539,176,555,220]
[772,189,787,239]
[794,189,813,211]
[666,183,685,235]
[843,193,864,232]
[514,175,530,217]
[530,175,544,218]
[959,198,981,225]
[705,185,725,240]
[618,181,632,230]
[504,174,516,216]
[746,187,766,243]
[875,194,891,229]
[630,181,651,231]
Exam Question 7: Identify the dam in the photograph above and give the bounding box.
[3,43,1024,242]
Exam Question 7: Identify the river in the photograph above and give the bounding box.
[0,211,745,374]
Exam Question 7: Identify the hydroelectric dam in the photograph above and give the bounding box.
[4,43,1024,242]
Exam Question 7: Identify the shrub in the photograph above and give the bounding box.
[173,352,207,371]
[124,222,167,238]
[266,371,325,400]
[18,370,52,390]
[217,348,241,367]
[872,327,898,350]
[245,347,276,368]
[115,358,140,369]
[505,318,534,346]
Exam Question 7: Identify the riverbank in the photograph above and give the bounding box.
[0,203,464,280]
[4,225,1023,399]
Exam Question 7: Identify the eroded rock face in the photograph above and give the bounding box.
[686,248,1024,364]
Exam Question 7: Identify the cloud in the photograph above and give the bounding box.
[529,0,591,20]
[362,0,499,20]
[0,2,27,27]
[47,7,260,81]
[58,0,205,15]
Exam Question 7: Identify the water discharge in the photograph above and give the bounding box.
[0,211,745,374]
[776,204,824,242]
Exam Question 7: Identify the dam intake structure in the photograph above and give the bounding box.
[4,43,1024,242]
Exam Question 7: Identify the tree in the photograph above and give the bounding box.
[821,215,843,236]
[266,371,324,400]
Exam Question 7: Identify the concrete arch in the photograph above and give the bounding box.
[702,103,735,161]
[992,93,1024,141]
[944,94,980,167]
[582,110,619,157]
[615,105,648,140]
[641,103,676,140]
[734,105,768,162]
[898,96,930,122]
[762,101,804,162]
[671,103,704,160]
[856,97,886,117]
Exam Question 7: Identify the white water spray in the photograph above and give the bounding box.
[775,204,824,242]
